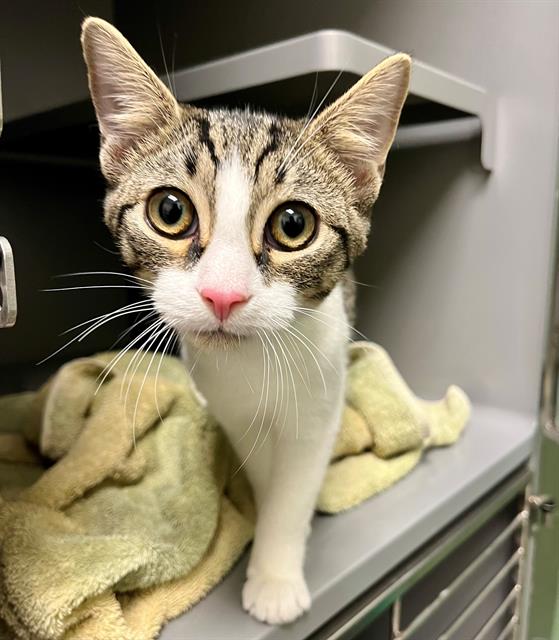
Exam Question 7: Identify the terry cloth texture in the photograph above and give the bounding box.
[0,342,470,639]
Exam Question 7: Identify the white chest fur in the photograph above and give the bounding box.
[181,285,348,624]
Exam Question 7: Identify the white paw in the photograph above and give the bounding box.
[242,572,311,625]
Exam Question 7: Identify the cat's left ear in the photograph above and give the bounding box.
[311,54,411,201]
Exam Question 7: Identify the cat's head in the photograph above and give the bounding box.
[81,18,410,349]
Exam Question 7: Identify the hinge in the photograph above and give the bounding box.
[527,494,556,528]
[0,236,17,328]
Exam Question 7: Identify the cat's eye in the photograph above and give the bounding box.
[146,188,198,239]
[265,202,317,251]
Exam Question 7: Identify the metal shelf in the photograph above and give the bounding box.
[2,30,495,168]
[172,30,495,169]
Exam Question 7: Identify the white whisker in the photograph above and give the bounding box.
[131,325,171,447]
[121,321,166,403]
[278,324,328,393]
[303,72,319,125]
[238,330,268,443]
[157,25,175,99]
[61,300,152,335]
[109,309,159,349]
[256,331,284,453]
[154,329,176,422]
[277,68,345,175]
[188,349,202,377]
[272,325,311,395]
[54,270,153,285]
[292,305,369,341]
[121,323,167,443]
[77,302,153,343]
[43,285,146,292]
[282,328,311,389]
[270,331,299,440]
[95,317,163,393]
[347,278,378,289]
[290,321,338,375]
[265,331,284,427]
[37,299,154,365]
[235,332,271,474]
[283,101,348,173]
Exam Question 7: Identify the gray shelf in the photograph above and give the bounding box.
[160,404,535,640]
[172,30,495,169]
[3,30,494,169]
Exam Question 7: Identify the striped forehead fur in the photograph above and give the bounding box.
[103,106,367,297]
[104,103,383,303]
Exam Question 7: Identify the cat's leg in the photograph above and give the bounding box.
[242,375,345,625]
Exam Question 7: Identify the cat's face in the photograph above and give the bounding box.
[81,18,410,349]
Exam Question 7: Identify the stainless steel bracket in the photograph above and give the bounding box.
[528,493,557,528]
[0,236,17,328]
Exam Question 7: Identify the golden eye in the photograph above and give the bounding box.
[265,202,317,251]
[146,188,198,239]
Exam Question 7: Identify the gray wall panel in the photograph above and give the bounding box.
[354,0,559,415]
[1,0,113,122]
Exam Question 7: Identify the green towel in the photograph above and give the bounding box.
[0,342,470,640]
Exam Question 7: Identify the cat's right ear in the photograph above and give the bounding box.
[81,17,181,180]
[308,54,410,204]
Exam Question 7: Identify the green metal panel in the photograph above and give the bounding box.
[525,138,559,638]
[524,432,559,639]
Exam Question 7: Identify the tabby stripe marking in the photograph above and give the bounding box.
[196,116,219,166]
[187,239,204,264]
[254,123,281,180]
[331,224,350,270]
[185,153,197,176]
[275,163,286,184]
[116,203,135,232]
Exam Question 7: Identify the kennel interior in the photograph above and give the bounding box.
[1,2,558,639]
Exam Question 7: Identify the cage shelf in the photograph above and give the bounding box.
[172,30,495,169]
[1,31,495,169]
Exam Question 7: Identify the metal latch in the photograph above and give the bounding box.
[528,494,556,528]
[0,73,15,329]
[0,236,17,328]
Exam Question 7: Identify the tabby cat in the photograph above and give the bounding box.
[81,17,410,625]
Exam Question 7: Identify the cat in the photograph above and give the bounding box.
[81,17,410,625]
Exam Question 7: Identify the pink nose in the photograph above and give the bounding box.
[199,288,248,322]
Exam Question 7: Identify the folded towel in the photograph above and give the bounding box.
[0,342,470,639]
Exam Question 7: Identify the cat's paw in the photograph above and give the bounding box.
[242,572,311,625]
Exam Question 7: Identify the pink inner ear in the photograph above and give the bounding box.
[354,165,372,186]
